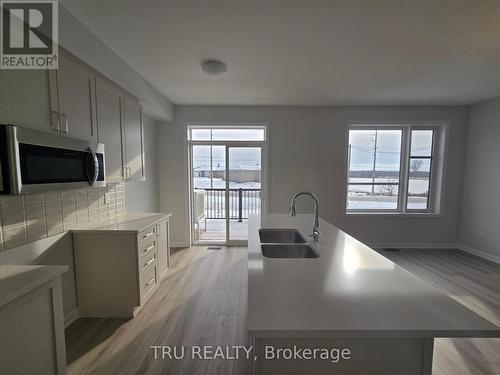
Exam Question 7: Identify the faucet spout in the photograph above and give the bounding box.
[289,192,320,241]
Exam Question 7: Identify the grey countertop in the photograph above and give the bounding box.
[247,214,500,338]
[72,212,172,234]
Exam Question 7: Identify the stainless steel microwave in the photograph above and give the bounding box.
[0,124,106,195]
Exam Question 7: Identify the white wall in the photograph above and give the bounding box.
[459,98,500,262]
[125,115,161,212]
[159,105,468,247]
[59,5,174,121]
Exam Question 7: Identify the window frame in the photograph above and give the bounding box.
[405,128,436,213]
[187,123,267,142]
[345,123,443,215]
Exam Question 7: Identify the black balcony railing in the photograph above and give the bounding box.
[202,188,261,221]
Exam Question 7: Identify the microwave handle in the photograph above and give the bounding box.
[86,146,99,186]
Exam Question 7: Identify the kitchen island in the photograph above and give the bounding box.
[248,214,500,375]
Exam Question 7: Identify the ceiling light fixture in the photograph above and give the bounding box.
[201,59,227,76]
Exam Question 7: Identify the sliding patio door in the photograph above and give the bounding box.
[189,126,266,245]
[191,144,227,242]
[227,146,262,242]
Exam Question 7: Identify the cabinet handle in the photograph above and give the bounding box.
[143,257,155,268]
[142,243,155,254]
[142,231,154,240]
[51,111,60,131]
[145,277,155,287]
[60,113,69,133]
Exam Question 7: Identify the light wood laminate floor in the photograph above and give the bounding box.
[66,246,249,375]
[66,246,500,375]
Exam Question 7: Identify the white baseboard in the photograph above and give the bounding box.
[456,243,500,265]
[369,242,458,250]
[64,308,79,328]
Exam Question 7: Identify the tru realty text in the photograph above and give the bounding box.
[150,345,351,364]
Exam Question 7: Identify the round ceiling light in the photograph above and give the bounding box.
[201,59,227,76]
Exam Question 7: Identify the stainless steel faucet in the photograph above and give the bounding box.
[289,192,320,241]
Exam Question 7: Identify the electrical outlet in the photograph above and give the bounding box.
[104,192,109,205]
[476,231,484,240]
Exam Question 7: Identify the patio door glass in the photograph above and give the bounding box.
[191,145,227,242]
[227,146,262,242]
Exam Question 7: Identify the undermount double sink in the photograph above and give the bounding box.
[258,229,319,259]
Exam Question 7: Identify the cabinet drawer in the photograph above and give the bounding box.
[140,247,157,271]
[140,263,157,299]
[138,226,156,243]
[139,237,157,256]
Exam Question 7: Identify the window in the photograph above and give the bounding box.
[407,130,434,210]
[188,126,266,141]
[346,125,442,214]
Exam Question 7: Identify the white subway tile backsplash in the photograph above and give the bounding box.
[62,199,77,222]
[0,196,23,208]
[24,193,44,205]
[63,220,78,231]
[61,190,76,201]
[44,191,61,201]
[0,183,125,251]
[25,203,46,235]
[0,206,25,228]
[27,230,47,243]
[47,222,63,237]
[3,225,27,250]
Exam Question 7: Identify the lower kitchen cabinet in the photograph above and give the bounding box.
[0,266,67,375]
[156,219,171,278]
[73,218,170,318]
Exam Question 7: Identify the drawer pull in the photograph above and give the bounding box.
[142,231,154,240]
[145,277,155,287]
[142,244,155,254]
[143,257,155,268]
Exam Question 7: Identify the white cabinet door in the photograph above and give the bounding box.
[0,69,59,132]
[57,53,97,142]
[0,277,66,375]
[157,220,170,278]
[121,95,145,181]
[96,78,125,182]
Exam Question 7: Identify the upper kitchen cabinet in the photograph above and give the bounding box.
[56,52,97,142]
[1,50,146,183]
[95,77,124,183]
[0,50,97,142]
[121,95,145,181]
[0,69,59,132]
[96,78,145,182]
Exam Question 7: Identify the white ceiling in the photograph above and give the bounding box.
[61,0,500,106]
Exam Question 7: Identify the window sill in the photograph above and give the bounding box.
[344,212,442,218]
